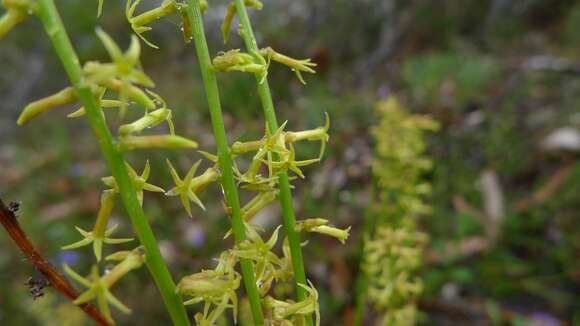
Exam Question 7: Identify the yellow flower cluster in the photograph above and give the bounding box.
[364,97,438,325]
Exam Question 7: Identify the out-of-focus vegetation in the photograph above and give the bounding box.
[1,0,580,324]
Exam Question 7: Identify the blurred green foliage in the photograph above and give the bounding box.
[2,0,580,325]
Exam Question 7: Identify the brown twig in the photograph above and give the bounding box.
[512,163,574,213]
[0,198,111,326]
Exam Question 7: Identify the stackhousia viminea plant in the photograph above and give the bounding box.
[0,0,349,325]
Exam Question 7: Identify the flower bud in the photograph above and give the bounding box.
[118,134,198,151]
[118,108,172,135]
[17,87,77,125]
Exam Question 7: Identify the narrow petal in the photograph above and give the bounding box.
[63,264,92,287]
[96,28,124,62]
[73,288,98,305]
[104,237,134,244]
[62,238,93,250]
[105,289,132,314]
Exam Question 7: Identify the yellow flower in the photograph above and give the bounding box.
[61,191,133,261]
[63,247,145,324]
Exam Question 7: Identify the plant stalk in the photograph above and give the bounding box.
[353,184,377,325]
[183,0,265,324]
[232,1,312,325]
[34,1,190,325]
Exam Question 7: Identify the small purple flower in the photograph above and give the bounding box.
[58,251,80,266]
[377,85,391,99]
[185,225,205,248]
[530,312,560,326]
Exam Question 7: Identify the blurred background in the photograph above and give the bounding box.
[1,0,580,324]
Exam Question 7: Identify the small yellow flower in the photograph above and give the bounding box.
[212,49,268,82]
[102,160,165,206]
[176,252,241,324]
[165,160,214,216]
[295,218,351,244]
[263,280,321,326]
[61,191,133,261]
[259,47,317,84]
[63,247,145,324]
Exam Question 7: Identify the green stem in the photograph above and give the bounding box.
[232,1,312,325]
[184,1,265,325]
[353,184,377,325]
[34,1,190,325]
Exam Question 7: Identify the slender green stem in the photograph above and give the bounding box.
[353,184,377,325]
[34,1,190,325]
[184,1,264,324]
[232,1,312,325]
